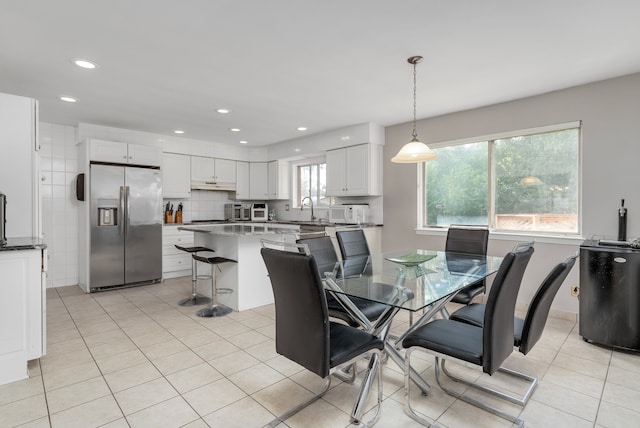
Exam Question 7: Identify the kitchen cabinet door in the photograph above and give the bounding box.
[236,161,250,199]
[249,162,268,199]
[191,156,215,181]
[326,148,348,196]
[268,160,289,200]
[162,153,191,198]
[215,159,236,183]
[0,249,42,385]
[326,144,381,196]
[90,139,129,164]
[128,144,161,166]
[90,139,161,166]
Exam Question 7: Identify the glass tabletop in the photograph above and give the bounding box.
[324,249,503,312]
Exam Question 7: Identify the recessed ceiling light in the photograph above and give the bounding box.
[230,128,241,132]
[73,59,97,69]
[173,130,185,134]
[294,148,301,152]
[239,140,248,144]
[216,108,231,114]
[297,127,307,131]
[59,96,78,103]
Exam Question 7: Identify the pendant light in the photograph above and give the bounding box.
[391,56,437,163]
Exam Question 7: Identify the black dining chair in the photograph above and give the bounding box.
[450,251,579,355]
[260,247,384,427]
[445,225,490,305]
[402,242,534,427]
[297,236,389,328]
[336,229,372,278]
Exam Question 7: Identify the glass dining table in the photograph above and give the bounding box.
[323,249,503,424]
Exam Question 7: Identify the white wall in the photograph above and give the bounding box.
[383,72,640,316]
[39,123,79,287]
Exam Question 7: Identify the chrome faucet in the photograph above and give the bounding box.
[301,197,316,221]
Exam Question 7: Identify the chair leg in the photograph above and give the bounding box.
[441,359,537,406]
[350,350,383,427]
[178,255,211,306]
[436,358,526,428]
[332,363,357,384]
[263,377,332,428]
[196,264,232,317]
[403,348,439,427]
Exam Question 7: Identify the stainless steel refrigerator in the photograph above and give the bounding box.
[89,164,162,291]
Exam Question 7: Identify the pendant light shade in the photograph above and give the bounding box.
[391,138,437,163]
[391,56,437,164]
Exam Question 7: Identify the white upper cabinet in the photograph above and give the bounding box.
[326,143,381,196]
[90,139,161,166]
[214,159,236,183]
[162,153,191,198]
[128,144,162,166]
[191,156,215,181]
[236,161,250,199]
[268,160,289,200]
[191,156,236,183]
[249,162,268,199]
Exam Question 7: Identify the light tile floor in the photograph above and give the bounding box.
[1,277,639,427]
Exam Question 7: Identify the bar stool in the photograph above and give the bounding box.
[175,245,214,306]
[192,254,237,317]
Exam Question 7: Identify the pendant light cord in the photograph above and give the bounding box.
[407,56,422,141]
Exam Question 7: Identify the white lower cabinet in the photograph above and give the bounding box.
[162,226,194,279]
[0,249,44,386]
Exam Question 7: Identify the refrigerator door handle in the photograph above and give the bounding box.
[119,186,125,236]
[125,186,131,236]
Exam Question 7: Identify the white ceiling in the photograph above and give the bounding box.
[2,1,640,146]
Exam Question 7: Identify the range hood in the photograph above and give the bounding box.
[191,180,236,191]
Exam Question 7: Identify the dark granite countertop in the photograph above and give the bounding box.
[0,237,47,251]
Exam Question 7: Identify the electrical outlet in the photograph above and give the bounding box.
[285,204,290,211]
[570,285,580,297]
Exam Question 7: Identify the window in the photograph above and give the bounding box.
[297,162,329,206]
[423,124,580,234]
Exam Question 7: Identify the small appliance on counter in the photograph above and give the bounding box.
[251,203,268,222]
[0,193,6,246]
[225,203,251,221]
[329,204,369,224]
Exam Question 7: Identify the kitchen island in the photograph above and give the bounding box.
[178,223,299,311]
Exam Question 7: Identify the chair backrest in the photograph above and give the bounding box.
[519,252,578,355]
[336,229,370,259]
[482,243,534,374]
[260,247,330,378]
[445,225,489,255]
[336,229,372,277]
[296,236,339,278]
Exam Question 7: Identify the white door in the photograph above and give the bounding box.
[249,162,268,199]
[128,144,161,166]
[345,144,369,195]
[162,153,191,198]
[215,159,236,182]
[326,148,347,196]
[236,161,249,199]
[191,156,215,181]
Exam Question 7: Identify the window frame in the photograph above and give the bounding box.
[418,121,582,238]
[292,157,329,208]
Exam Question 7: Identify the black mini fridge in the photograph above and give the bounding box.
[579,239,640,351]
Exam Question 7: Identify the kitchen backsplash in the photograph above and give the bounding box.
[164,190,235,223]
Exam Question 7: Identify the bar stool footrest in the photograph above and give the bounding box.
[216,287,233,295]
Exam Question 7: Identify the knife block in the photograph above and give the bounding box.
[175,211,183,224]
[165,211,173,223]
